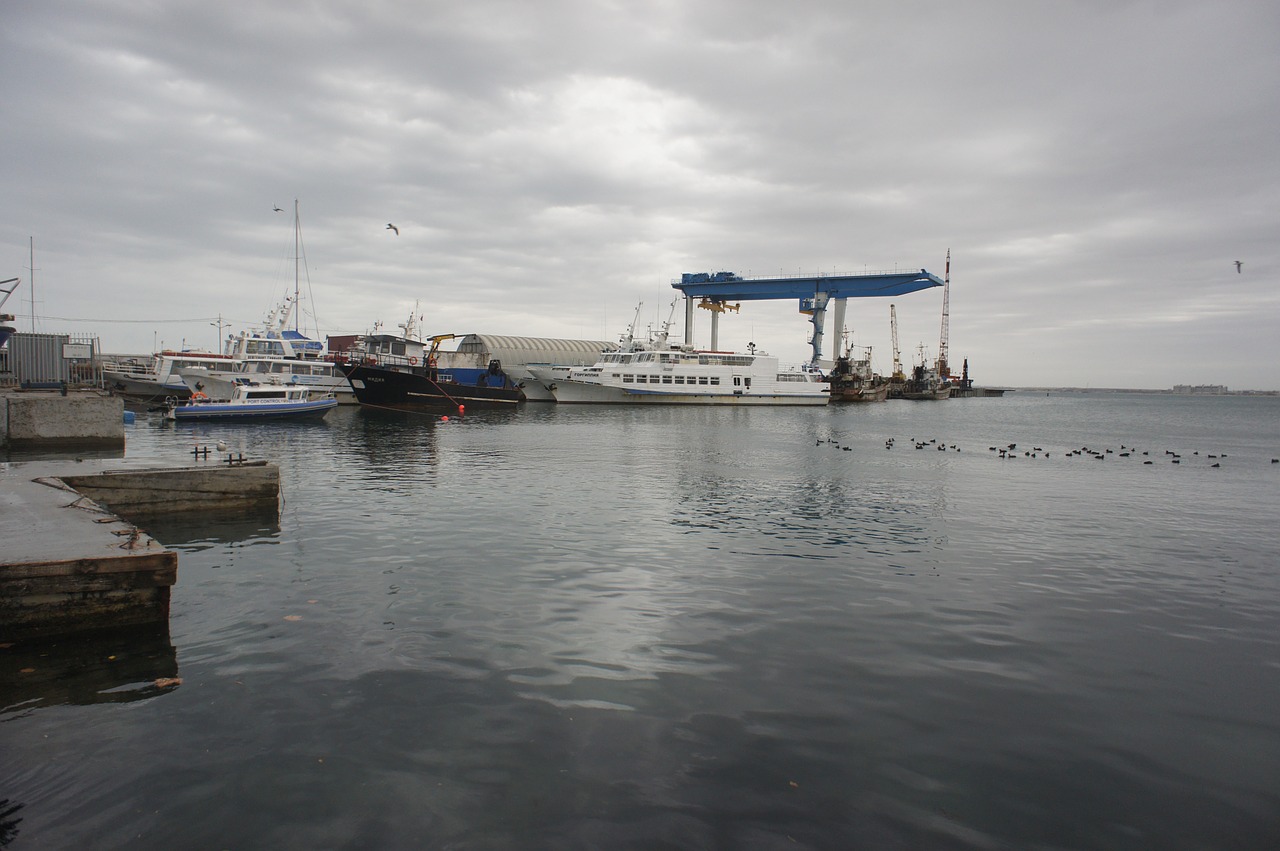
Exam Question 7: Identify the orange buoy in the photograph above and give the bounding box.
[440,415,449,422]
[458,404,465,415]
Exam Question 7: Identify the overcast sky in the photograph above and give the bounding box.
[4,1,1276,388]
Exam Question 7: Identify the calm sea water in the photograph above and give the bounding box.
[3,393,1279,850]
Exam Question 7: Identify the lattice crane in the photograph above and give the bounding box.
[937,249,951,380]
[890,303,904,382]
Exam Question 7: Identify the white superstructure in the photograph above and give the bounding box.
[540,346,829,405]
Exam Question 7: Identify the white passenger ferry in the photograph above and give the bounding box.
[541,345,829,405]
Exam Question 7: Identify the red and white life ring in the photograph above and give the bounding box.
[409,356,418,365]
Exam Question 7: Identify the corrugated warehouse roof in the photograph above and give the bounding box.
[455,335,616,366]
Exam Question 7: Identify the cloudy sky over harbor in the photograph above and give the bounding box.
[3,1,1277,389]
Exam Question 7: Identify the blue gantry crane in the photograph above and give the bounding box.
[670,268,944,366]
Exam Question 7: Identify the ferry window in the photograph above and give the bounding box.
[733,377,741,387]
[698,376,709,385]
[710,377,720,385]
[674,376,685,384]
[622,374,634,383]
[745,378,752,388]
[258,391,287,399]
[662,375,673,384]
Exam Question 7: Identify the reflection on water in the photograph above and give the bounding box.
[0,799,21,848]
[1,626,178,715]
[1,399,1279,848]
[135,511,281,549]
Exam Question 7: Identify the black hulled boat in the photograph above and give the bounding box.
[340,358,523,412]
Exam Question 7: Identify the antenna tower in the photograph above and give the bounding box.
[890,304,903,381]
[937,249,951,378]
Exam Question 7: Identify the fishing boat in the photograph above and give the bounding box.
[827,331,888,402]
[164,381,337,421]
[341,360,523,411]
[336,326,524,412]
[893,345,951,401]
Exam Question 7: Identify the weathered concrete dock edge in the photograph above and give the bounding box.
[1,476,177,641]
[1,551,177,640]
[60,461,280,516]
[1,389,125,449]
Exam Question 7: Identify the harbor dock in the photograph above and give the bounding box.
[1,474,176,641]
[1,388,125,450]
[1,461,280,640]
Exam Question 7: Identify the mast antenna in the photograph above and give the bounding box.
[293,199,301,334]
[938,249,951,379]
[890,304,903,381]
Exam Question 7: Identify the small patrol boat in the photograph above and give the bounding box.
[165,381,337,421]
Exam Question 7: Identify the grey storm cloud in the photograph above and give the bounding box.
[3,0,1277,388]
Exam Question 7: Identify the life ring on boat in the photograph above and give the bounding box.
[427,357,437,369]
[191,391,209,400]
[409,356,418,365]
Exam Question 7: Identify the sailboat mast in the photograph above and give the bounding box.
[29,237,35,333]
[293,199,300,334]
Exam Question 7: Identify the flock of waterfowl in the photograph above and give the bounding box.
[813,436,1280,467]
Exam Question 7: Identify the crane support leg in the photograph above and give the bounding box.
[684,296,695,347]
[807,291,831,365]
[828,297,848,365]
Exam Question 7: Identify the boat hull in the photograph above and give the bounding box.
[178,369,355,405]
[103,371,192,403]
[830,382,890,402]
[895,387,952,401]
[550,379,828,406]
[170,398,338,420]
[343,363,524,411]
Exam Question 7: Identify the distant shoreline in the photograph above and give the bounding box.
[1011,387,1279,396]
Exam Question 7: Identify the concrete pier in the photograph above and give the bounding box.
[1,461,279,640]
[1,476,176,640]
[1,388,125,449]
[59,461,280,518]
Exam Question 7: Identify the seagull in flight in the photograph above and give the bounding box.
[1234,260,1242,273]
[387,223,399,235]
[273,205,283,212]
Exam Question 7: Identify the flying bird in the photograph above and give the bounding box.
[387,223,399,235]
[1234,260,1242,273]
[273,205,284,212]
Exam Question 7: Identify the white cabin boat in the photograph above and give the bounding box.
[538,347,829,405]
[165,381,337,421]
[103,295,354,404]
[526,300,829,406]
